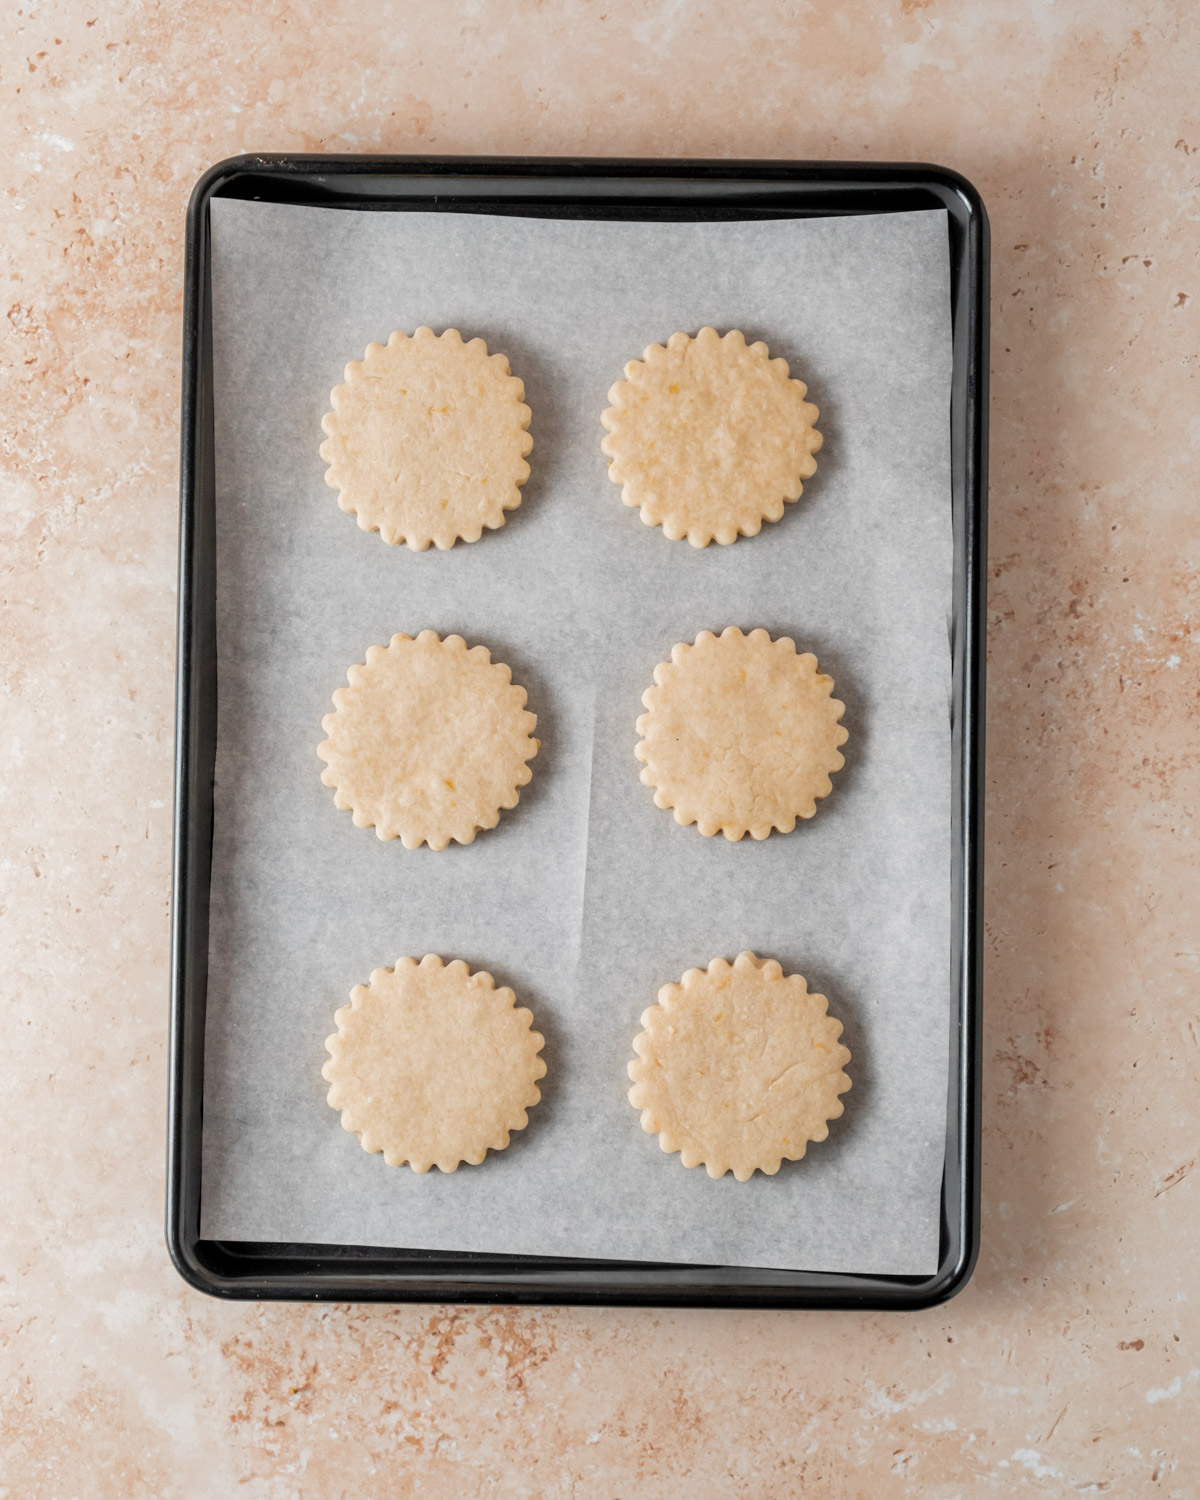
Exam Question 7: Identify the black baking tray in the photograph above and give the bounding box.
[170,154,988,1307]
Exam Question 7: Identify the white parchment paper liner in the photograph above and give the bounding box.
[200,200,953,1274]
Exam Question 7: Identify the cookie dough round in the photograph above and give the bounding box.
[320,327,532,550]
[627,952,851,1181]
[324,956,546,1173]
[318,630,538,850]
[600,327,822,547]
[635,627,847,841]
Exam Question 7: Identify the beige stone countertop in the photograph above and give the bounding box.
[2,2,1197,1495]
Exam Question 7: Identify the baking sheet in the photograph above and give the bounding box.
[199,198,953,1274]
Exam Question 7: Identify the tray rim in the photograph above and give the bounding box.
[170,152,988,1309]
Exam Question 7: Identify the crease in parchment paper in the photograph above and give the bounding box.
[566,683,597,986]
[199,200,954,1275]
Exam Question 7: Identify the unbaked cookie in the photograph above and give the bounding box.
[600,327,822,546]
[627,952,851,1181]
[320,327,532,550]
[324,955,546,1173]
[635,627,847,841]
[318,630,538,849]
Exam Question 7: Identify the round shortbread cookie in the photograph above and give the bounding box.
[635,627,847,841]
[627,952,851,1181]
[317,630,538,850]
[323,955,546,1173]
[319,327,532,550]
[600,327,822,547]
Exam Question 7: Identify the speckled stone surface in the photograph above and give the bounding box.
[2,2,1197,1494]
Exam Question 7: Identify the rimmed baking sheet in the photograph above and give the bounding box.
[197,198,953,1276]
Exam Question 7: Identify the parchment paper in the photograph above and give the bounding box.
[200,198,953,1274]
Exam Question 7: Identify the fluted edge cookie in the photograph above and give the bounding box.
[635,626,847,840]
[320,327,532,550]
[600,327,821,547]
[324,955,546,1173]
[318,630,538,849]
[627,952,851,1181]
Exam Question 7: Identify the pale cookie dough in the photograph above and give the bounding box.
[319,327,532,550]
[627,952,851,1181]
[600,326,822,547]
[635,627,847,841]
[317,630,538,850]
[324,955,546,1173]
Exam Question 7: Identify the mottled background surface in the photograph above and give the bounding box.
[1,2,1197,1495]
